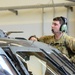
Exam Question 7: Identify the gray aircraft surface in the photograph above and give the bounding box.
[0,29,75,75]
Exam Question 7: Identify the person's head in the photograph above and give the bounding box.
[51,16,67,34]
[28,35,38,41]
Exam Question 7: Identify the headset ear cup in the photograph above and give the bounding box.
[60,24,67,32]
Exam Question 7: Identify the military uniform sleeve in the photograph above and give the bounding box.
[65,35,75,53]
[38,35,53,44]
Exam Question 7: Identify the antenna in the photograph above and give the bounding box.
[6,31,23,36]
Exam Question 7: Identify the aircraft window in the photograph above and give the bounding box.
[0,55,17,75]
[16,52,61,75]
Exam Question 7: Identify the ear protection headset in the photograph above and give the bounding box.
[60,16,67,33]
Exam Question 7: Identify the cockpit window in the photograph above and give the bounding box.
[0,55,17,75]
[16,52,60,75]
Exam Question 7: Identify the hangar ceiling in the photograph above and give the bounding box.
[0,0,71,6]
[0,0,75,15]
[0,0,74,8]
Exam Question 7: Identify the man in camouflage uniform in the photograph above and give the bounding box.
[39,16,75,63]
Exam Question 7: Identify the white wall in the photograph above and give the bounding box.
[0,1,75,39]
[0,9,43,39]
[68,6,75,37]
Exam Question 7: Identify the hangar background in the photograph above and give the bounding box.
[0,0,75,39]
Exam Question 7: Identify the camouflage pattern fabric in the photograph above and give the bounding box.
[39,33,75,63]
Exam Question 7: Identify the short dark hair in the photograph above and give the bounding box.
[28,35,38,40]
[53,17,65,26]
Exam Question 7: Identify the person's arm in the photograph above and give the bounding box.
[65,35,75,53]
[38,35,53,44]
[38,36,46,42]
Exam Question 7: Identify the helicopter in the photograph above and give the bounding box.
[0,29,75,75]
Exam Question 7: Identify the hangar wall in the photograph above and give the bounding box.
[0,1,75,39]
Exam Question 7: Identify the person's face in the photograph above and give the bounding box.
[30,37,37,41]
[51,21,61,33]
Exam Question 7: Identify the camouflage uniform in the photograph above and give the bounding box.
[39,33,75,63]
